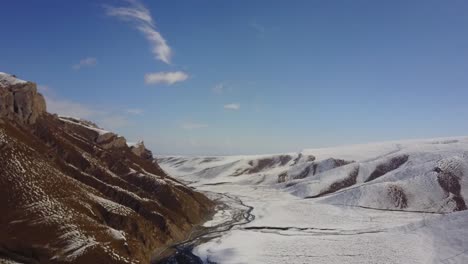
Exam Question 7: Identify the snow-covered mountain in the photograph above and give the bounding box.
[159,137,468,214]
[159,138,468,263]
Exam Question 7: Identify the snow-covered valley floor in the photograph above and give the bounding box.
[159,137,468,264]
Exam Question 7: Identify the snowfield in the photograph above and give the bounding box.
[159,136,468,263]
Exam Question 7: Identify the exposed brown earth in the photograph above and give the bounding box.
[292,165,312,180]
[291,153,316,166]
[280,158,354,183]
[434,161,467,211]
[277,172,288,183]
[232,155,293,176]
[0,75,213,263]
[386,184,408,209]
[365,155,409,183]
[307,165,359,198]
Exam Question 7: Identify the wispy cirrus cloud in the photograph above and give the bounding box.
[73,57,97,70]
[105,0,172,64]
[224,103,240,110]
[145,71,188,85]
[180,122,208,130]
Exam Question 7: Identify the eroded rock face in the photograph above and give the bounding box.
[0,73,46,124]
[97,133,127,149]
[0,73,213,263]
[130,141,154,160]
[60,116,129,150]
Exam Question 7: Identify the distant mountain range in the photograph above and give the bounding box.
[158,137,468,263]
[159,137,468,213]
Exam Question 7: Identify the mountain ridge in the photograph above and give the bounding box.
[159,136,468,213]
[0,72,214,263]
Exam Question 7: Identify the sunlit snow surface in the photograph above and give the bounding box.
[159,137,468,264]
[0,72,27,87]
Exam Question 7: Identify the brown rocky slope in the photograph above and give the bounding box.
[0,73,213,263]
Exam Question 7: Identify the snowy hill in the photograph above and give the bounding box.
[159,137,468,213]
[159,137,468,263]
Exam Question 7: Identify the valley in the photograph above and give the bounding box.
[3,1,468,263]
[159,139,468,263]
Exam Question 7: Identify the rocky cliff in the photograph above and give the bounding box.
[0,72,46,125]
[0,73,213,263]
[129,141,153,160]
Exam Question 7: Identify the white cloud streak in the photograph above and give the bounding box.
[105,0,172,64]
[224,103,240,110]
[73,57,97,70]
[144,71,188,85]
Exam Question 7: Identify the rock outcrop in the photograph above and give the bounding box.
[130,141,154,160]
[0,73,213,264]
[96,133,127,149]
[0,72,46,125]
[60,116,129,150]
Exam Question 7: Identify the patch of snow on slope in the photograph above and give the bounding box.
[53,228,98,261]
[89,194,135,216]
[107,228,127,241]
[0,258,27,264]
[0,72,27,88]
[59,116,110,136]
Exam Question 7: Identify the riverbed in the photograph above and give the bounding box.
[160,181,440,264]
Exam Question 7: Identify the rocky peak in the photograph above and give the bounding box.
[130,140,154,160]
[0,72,46,125]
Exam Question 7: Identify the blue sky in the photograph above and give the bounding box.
[1,0,468,155]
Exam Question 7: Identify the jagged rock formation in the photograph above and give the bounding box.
[60,116,129,150]
[130,141,154,160]
[0,73,213,263]
[0,72,46,125]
